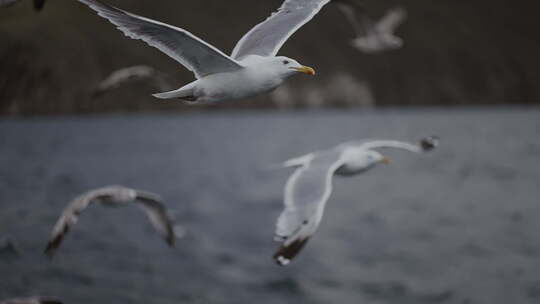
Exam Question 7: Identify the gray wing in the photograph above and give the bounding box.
[44,188,112,257]
[231,0,331,60]
[354,136,439,152]
[274,149,344,265]
[135,191,175,247]
[77,0,243,78]
[375,6,407,34]
[334,0,370,36]
[93,65,171,96]
[281,153,315,168]
[97,65,156,89]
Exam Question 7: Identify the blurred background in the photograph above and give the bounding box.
[1,1,540,304]
[1,0,539,115]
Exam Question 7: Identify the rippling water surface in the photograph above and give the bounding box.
[1,107,540,304]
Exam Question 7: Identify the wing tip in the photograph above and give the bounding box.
[166,232,176,247]
[43,230,66,259]
[420,135,439,151]
[272,237,310,266]
[43,241,58,258]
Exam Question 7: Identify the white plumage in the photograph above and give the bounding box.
[75,0,325,103]
[273,136,439,265]
[335,1,407,54]
[45,185,177,257]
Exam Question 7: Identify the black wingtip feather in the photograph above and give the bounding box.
[43,239,59,258]
[273,238,310,266]
[420,136,439,151]
[43,226,68,258]
[166,233,175,247]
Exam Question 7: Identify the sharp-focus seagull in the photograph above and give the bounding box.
[0,0,46,11]
[93,65,172,98]
[74,0,332,104]
[273,136,439,266]
[335,0,406,54]
[44,185,176,257]
[0,297,62,304]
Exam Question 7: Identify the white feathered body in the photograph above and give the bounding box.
[155,55,291,103]
[76,0,319,104]
[335,147,381,176]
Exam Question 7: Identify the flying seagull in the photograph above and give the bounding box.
[335,0,406,53]
[0,0,46,11]
[273,136,438,266]
[0,297,62,304]
[73,0,336,104]
[45,185,176,257]
[93,65,172,98]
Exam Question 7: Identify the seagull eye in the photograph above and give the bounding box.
[283,60,290,65]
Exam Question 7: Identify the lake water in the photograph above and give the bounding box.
[1,107,540,304]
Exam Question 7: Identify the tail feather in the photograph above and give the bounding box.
[152,86,195,100]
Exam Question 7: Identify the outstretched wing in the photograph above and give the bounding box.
[273,149,345,265]
[334,0,370,36]
[231,0,331,60]
[375,6,407,34]
[93,65,172,96]
[135,191,176,247]
[281,153,315,168]
[353,136,439,153]
[44,189,111,257]
[76,0,243,78]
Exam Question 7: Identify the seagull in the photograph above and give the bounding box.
[335,0,407,54]
[93,65,172,98]
[45,185,176,257]
[74,0,333,104]
[273,136,438,266]
[0,0,46,11]
[0,297,62,304]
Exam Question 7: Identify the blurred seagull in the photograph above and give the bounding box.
[93,65,172,98]
[0,0,46,11]
[45,185,176,257]
[0,297,62,304]
[335,0,407,53]
[273,136,438,266]
[74,0,332,103]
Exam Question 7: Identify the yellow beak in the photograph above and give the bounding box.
[292,66,316,75]
[381,156,391,164]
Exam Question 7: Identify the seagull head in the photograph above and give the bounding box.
[271,56,316,78]
[365,150,391,166]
